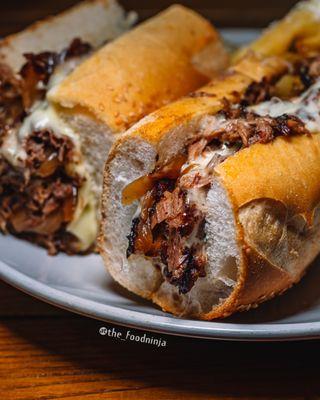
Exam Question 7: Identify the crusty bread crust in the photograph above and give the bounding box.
[215,134,320,219]
[50,5,229,132]
[117,55,287,165]
[0,0,129,72]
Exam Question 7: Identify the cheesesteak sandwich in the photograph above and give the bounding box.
[0,5,228,254]
[100,0,320,319]
[0,0,133,253]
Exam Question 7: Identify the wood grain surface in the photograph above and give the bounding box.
[0,1,319,399]
[1,278,320,399]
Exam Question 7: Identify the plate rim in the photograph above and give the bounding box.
[1,259,320,341]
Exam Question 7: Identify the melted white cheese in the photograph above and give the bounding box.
[67,179,98,251]
[1,104,82,168]
[251,79,320,132]
[183,143,236,173]
[48,57,86,90]
[181,144,238,213]
[0,128,23,167]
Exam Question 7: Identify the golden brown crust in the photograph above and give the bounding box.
[107,55,287,164]
[213,246,293,318]
[50,5,227,132]
[215,134,320,222]
[103,56,286,194]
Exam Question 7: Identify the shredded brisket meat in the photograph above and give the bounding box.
[20,51,60,109]
[0,64,24,144]
[240,56,320,103]
[241,78,273,106]
[0,130,81,254]
[63,38,92,59]
[25,130,74,176]
[215,101,309,147]
[127,179,206,294]
[20,38,92,109]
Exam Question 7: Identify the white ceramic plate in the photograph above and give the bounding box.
[2,29,320,341]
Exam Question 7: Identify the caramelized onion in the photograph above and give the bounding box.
[37,156,60,177]
[122,154,187,206]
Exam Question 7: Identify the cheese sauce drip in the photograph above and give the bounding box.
[251,79,320,132]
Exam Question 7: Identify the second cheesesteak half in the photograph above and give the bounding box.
[0,3,227,254]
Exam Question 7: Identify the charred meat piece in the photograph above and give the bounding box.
[25,130,74,177]
[241,78,273,106]
[297,56,320,89]
[20,38,92,109]
[163,242,206,295]
[211,104,309,148]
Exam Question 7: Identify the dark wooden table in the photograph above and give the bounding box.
[0,0,299,35]
[1,278,320,399]
[2,1,320,398]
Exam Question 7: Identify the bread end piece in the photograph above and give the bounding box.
[0,0,133,72]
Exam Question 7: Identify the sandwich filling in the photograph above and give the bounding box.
[0,38,95,254]
[125,71,320,294]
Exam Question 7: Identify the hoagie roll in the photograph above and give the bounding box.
[100,1,320,319]
[0,4,228,254]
